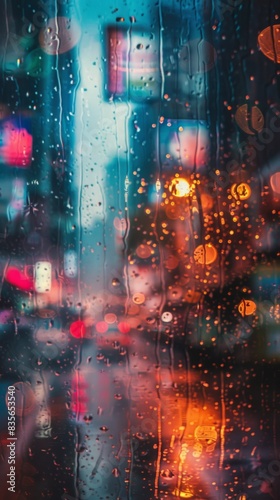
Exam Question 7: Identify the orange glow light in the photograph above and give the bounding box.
[231,182,251,200]
[270,172,280,194]
[258,24,280,63]
[194,243,218,265]
[235,104,264,134]
[238,299,257,317]
[169,177,191,197]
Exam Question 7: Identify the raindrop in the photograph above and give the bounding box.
[112,467,120,477]
[112,278,120,287]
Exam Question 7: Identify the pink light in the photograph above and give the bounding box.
[69,320,86,338]
[0,122,33,167]
[5,267,33,291]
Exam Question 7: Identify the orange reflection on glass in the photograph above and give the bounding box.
[194,425,217,452]
[258,24,280,63]
[235,104,264,134]
[164,254,180,270]
[194,243,218,265]
[173,486,194,498]
[200,193,214,211]
[231,182,251,200]
[269,303,280,322]
[184,289,202,304]
[238,299,257,317]
[136,243,152,258]
[270,171,280,194]
[169,177,191,197]
[132,292,146,304]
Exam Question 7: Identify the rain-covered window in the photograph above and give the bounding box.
[0,1,280,499]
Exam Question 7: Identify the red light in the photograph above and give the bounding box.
[69,320,86,338]
[118,321,131,334]
[5,267,33,291]
[71,372,89,415]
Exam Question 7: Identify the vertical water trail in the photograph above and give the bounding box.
[73,346,83,500]
[53,9,65,157]
[153,2,165,496]
[73,8,84,499]
[154,375,162,500]
[2,0,9,92]
[122,23,132,315]
[219,369,226,472]
[51,5,64,299]
[123,22,133,500]
[74,102,84,500]
[158,0,165,101]
[0,258,10,301]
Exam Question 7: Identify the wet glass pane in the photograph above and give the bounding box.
[0,1,280,499]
